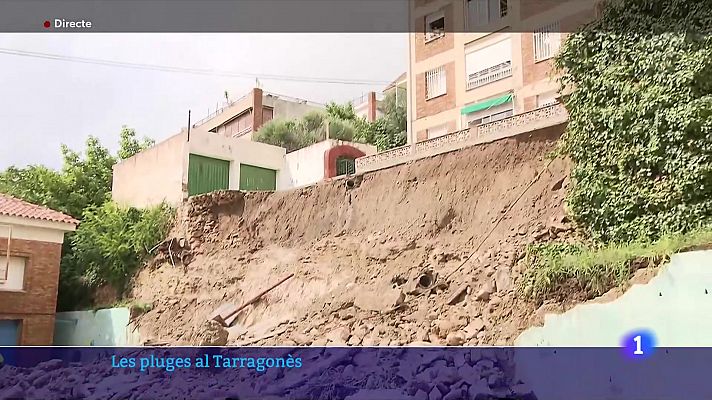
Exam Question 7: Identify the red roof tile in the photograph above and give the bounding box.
[0,193,78,226]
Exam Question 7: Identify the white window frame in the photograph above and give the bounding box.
[424,10,445,42]
[427,124,449,139]
[465,39,513,90]
[466,0,508,29]
[425,66,447,100]
[534,21,561,62]
[0,256,26,291]
[462,102,514,127]
[536,92,559,108]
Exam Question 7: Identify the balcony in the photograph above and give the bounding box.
[230,126,253,138]
[355,103,568,174]
[466,61,512,91]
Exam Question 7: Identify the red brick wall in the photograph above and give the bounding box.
[252,88,264,132]
[520,0,563,21]
[523,96,538,112]
[0,237,62,345]
[414,3,455,63]
[324,145,366,178]
[521,9,596,86]
[416,61,456,119]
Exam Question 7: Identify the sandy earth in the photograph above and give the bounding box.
[129,127,584,347]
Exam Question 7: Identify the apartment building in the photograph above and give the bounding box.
[408,0,597,143]
[192,88,323,140]
[352,92,383,122]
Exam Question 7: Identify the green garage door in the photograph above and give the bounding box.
[239,164,276,191]
[188,154,230,196]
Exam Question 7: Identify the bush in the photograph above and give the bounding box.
[555,0,712,243]
[69,201,173,291]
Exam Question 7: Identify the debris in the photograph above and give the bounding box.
[354,286,405,312]
[211,273,295,327]
[475,282,495,301]
[446,283,469,305]
[493,269,512,293]
[445,332,465,346]
[194,320,228,346]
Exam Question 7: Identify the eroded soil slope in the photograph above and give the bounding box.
[130,127,578,346]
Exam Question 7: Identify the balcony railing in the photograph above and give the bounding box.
[356,103,568,174]
[230,126,253,138]
[466,61,512,90]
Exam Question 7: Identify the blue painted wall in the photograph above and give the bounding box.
[53,307,140,346]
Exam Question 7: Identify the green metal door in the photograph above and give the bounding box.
[239,164,276,191]
[188,154,230,196]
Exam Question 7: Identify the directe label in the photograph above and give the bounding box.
[54,19,92,29]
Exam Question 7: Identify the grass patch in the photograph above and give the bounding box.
[520,226,712,303]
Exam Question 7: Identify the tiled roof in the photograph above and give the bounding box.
[0,193,79,225]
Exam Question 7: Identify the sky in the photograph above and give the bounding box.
[0,33,407,169]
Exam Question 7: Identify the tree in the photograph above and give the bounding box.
[255,90,407,152]
[0,127,154,218]
[555,0,712,243]
[0,126,161,310]
[254,110,358,152]
[117,126,155,161]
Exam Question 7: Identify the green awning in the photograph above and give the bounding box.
[460,93,513,115]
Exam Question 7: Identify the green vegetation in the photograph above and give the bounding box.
[0,126,172,311]
[555,0,712,244]
[522,0,712,301]
[254,88,407,152]
[521,227,712,303]
[69,201,173,291]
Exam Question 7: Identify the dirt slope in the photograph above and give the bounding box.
[129,127,578,346]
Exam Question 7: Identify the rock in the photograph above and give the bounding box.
[437,318,466,338]
[354,286,405,312]
[493,269,512,293]
[446,332,465,346]
[446,283,469,305]
[312,338,328,346]
[464,318,485,339]
[194,320,228,346]
[475,282,494,301]
[326,327,351,344]
[37,359,64,371]
[290,332,312,346]
[428,386,443,400]
[443,389,464,400]
[348,334,363,346]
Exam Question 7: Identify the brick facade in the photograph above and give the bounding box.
[416,61,456,119]
[414,3,455,63]
[0,237,62,345]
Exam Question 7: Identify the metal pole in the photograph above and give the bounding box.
[187,110,191,142]
[406,1,414,149]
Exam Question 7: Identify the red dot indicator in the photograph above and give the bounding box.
[43,20,50,28]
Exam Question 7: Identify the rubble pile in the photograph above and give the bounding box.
[0,348,538,400]
[129,127,588,347]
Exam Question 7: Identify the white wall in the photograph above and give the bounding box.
[281,140,333,189]
[112,132,188,208]
[265,96,323,120]
[281,140,378,189]
[187,129,287,190]
[0,256,26,291]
